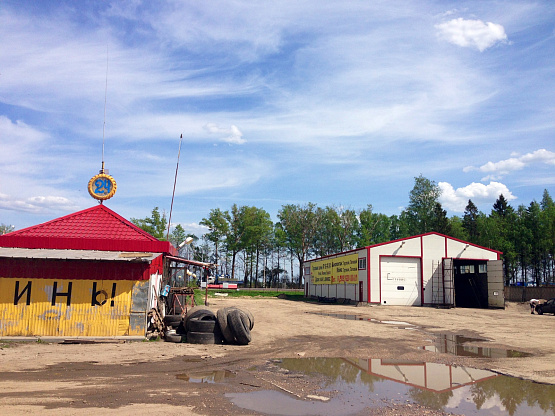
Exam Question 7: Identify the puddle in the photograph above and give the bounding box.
[176,370,235,383]
[226,358,555,416]
[423,334,533,358]
[309,313,531,358]
[309,312,416,328]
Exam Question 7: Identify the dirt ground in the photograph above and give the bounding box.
[0,297,554,416]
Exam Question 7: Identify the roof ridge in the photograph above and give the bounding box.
[95,205,160,241]
[4,205,160,242]
[8,205,100,236]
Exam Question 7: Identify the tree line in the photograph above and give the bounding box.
[3,175,551,288]
[131,175,555,288]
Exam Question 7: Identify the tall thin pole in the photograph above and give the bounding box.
[101,47,108,174]
[167,134,183,241]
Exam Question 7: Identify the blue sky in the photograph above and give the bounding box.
[1,0,554,237]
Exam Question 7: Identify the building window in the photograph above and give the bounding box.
[304,266,311,276]
[358,258,367,270]
[478,264,487,274]
[460,265,475,274]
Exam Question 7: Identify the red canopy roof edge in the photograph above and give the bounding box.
[0,205,177,254]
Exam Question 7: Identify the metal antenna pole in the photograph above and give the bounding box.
[101,47,108,174]
[167,134,183,241]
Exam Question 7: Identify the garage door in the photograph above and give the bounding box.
[380,257,421,306]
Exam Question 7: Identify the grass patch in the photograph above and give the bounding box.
[195,289,305,299]
[188,288,306,306]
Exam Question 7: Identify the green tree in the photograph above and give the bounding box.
[448,216,468,241]
[0,224,15,235]
[526,201,543,285]
[358,205,391,246]
[540,190,555,284]
[490,194,518,285]
[515,204,533,284]
[272,222,288,286]
[168,224,188,248]
[337,207,359,252]
[462,200,479,242]
[313,206,359,255]
[240,206,273,287]
[131,207,167,240]
[224,204,247,281]
[493,194,512,218]
[313,206,341,257]
[200,208,230,276]
[278,203,319,286]
[431,202,451,235]
[389,212,410,240]
[404,175,441,235]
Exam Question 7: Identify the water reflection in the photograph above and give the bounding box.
[308,312,415,328]
[424,334,533,358]
[227,358,554,416]
[308,312,532,358]
[176,369,235,383]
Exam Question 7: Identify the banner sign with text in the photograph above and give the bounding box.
[0,278,143,336]
[310,253,359,284]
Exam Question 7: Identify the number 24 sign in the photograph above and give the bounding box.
[88,173,117,201]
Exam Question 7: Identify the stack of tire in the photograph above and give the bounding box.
[217,306,254,345]
[163,313,186,343]
[163,306,254,345]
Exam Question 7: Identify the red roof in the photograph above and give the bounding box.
[0,205,177,254]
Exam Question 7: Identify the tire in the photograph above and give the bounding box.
[228,309,252,345]
[537,306,544,315]
[217,307,237,344]
[213,324,224,344]
[187,331,216,344]
[188,317,217,333]
[185,306,215,332]
[175,321,187,335]
[164,330,183,343]
[240,308,255,330]
[163,314,183,328]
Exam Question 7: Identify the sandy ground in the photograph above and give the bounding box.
[0,297,554,415]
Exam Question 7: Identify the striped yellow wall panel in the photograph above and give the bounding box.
[0,278,137,336]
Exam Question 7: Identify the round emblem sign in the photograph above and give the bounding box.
[88,173,117,201]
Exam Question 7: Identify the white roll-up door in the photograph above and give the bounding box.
[380,257,421,305]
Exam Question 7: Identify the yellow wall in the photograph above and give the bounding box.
[0,278,142,336]
[310,253,359,284]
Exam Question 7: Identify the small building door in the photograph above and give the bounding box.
[487,260,505,309]
[380,257,421,306]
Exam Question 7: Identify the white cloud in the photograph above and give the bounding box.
[435,18,508,51]
[438,181,516,212]
[464,149,555,180]
[204,123,246,145]
[170,222,209,239]
[0,193,78,214]
[0,116,54,180]
[1,1,553,229]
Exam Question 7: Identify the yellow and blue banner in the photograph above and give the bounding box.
[310,253,359,284]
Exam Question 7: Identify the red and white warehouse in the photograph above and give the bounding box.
[305,232,504,309]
